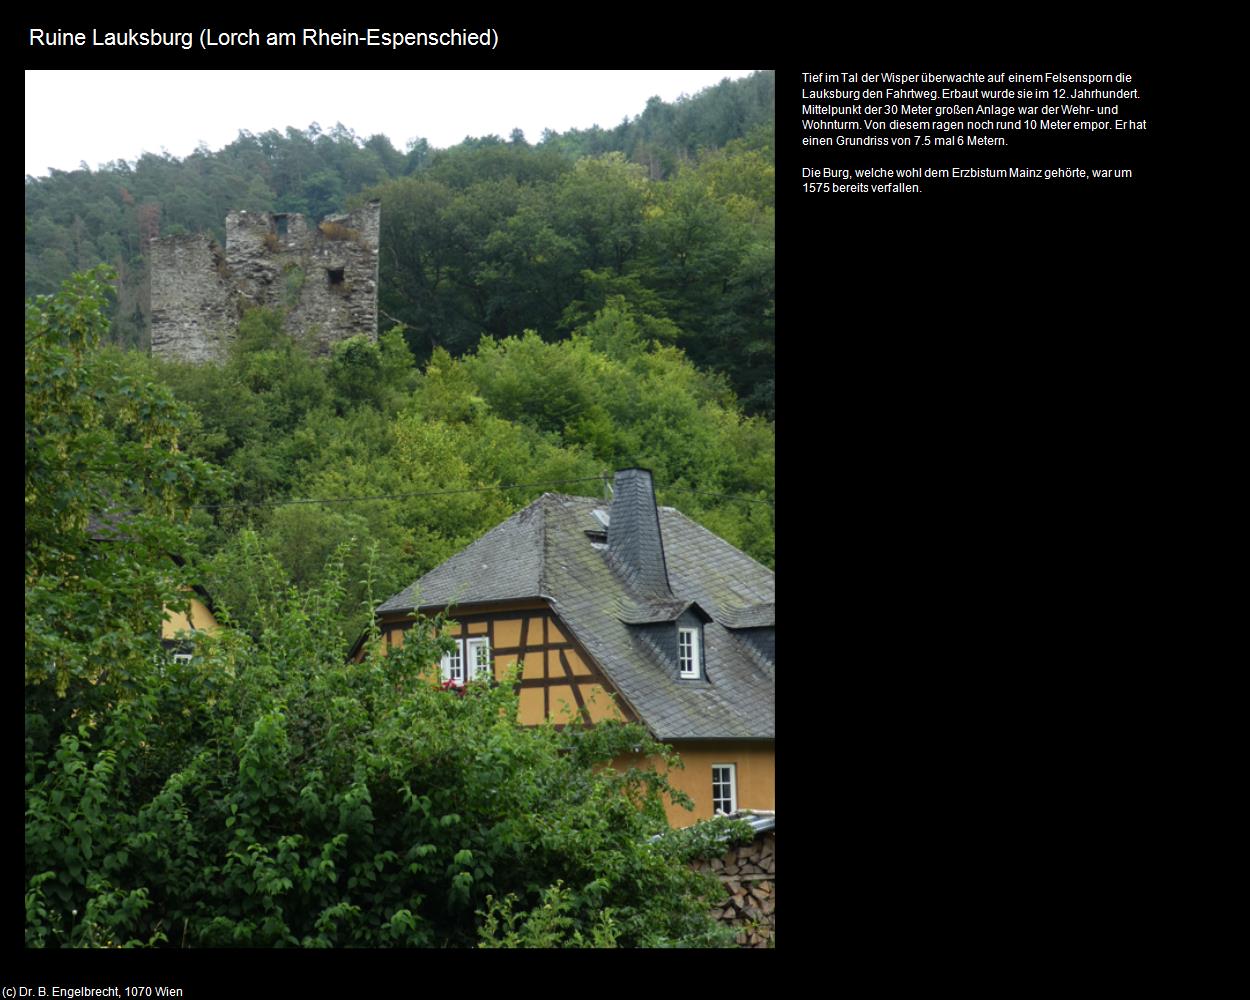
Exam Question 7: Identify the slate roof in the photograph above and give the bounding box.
[86,510,136,542]
[377,500,544,613]
[376,490,775,741]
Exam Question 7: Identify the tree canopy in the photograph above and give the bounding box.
[142,297,772,647]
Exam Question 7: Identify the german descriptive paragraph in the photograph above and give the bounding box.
[800,69,1148,194]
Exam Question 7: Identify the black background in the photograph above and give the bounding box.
[21,12,1175,981]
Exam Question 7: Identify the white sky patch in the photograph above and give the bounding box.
[24,69,757,177]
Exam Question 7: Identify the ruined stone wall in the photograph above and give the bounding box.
[150,201,380,362]
[278,202,380,355]
[690,827,775,947]
[148,235,236,363]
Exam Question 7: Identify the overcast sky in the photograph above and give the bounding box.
[25,70,755,177]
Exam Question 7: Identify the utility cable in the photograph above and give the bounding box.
[190,477,774,512]
[191,477,606,511]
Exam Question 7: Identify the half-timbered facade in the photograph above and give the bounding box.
[364,469,775,826]
[374,599,633,728]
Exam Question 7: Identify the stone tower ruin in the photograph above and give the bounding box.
[149,200,380,362]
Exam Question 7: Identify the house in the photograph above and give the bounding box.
[362,468,774,826]
[159,565,220,663]
[88,513,220,661]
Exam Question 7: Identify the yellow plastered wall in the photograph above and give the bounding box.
[518,687,545,725]
[494,618,522,648]
[522,654,544,680]
[548,685,579,723]
[494,655,521,682]
[581,684,625,723]
[613,741,775,827]
[161,595,219,639]
[563,649,592,676]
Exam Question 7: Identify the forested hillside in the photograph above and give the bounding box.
[25,70,774,415]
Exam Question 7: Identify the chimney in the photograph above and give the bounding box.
[607,468,672,597]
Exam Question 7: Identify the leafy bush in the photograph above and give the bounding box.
[27,545,737,947]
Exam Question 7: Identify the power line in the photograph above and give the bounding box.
[190,476,774,512]
[191,477,606,511]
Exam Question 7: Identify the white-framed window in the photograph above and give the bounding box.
[441,641,464,684]
[712,763,737,815]
[467,636,492,682]
[678,626,701,679]
[441,637,492,684]
[172,652,193,665]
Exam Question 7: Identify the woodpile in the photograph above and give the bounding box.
[691,829,775,947]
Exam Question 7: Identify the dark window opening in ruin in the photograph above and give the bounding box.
[274,215,289,236]
[327,268,345,285]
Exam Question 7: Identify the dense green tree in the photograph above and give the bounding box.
[546,71,775,176]
[458,306,775,562]
[25,267,215,711]
[553,153,648,275]
[28,537,748,947]
[152,297,771,642]
[367,174,458,356]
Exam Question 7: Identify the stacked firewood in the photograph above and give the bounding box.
[691,830,775,947]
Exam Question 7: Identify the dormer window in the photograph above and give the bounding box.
[678,626,701,679]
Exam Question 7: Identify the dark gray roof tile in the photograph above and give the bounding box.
[378,484,774,741]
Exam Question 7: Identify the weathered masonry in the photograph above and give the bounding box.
[149,201,380,362]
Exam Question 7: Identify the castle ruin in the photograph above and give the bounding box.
[149,201,380,362]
